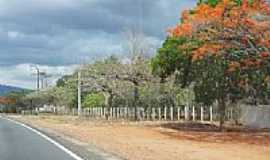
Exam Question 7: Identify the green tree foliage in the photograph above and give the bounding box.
[56,75,73,87]
[83,93,105,108]
[152,0,270,130]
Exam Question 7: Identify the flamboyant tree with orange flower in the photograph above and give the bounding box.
[0,97,16,105]
[152,0,270,130]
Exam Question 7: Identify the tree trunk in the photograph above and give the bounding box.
[30,99,33,110]
[134,85,139,121]
[218,98,226,131]
[104,92,113,120]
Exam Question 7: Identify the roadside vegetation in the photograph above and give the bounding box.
[4,0,270,131]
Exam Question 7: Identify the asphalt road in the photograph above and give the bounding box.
[0,117,81,160]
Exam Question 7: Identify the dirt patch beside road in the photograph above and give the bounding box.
[11,115,270,160]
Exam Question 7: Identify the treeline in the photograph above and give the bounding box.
[17,55,194,113]
[6,0,270,131]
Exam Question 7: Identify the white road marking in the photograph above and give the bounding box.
[0,116,85,160]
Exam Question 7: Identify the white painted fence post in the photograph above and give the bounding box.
[192,106,196,121]
[152,108,156,121]
[125,107,128,119]
[110,107,113,119]
[177,107,180,121]
[184,106,189,121]
[103,107,106,118]
[164,107,167,121]
[114,108,117,119]
[201,106,204,122]
[141,108,145,120]
[210,106,213,122]
[230,108,233,120]
[170,107,174,121]
[100,107,102,117]
[91,108,94,117]
[90,108,92,117]
[146,108,150,120]
[115,107,118,119]
[158,108,161,121]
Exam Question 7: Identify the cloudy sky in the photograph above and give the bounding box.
[0,0,197,89]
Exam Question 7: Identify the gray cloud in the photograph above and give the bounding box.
[0,63,77,88]
[0,0,197,88]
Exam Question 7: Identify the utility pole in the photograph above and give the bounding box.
[77,70,82,116]
[37,69,40,91]
[139,0,143,33]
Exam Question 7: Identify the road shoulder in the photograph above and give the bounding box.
[4,115,122,160]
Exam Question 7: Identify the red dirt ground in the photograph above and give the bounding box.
[12,115,270,160]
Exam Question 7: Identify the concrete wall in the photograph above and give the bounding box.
[240,105,270,128]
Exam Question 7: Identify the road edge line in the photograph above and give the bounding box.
[0,116,85,160]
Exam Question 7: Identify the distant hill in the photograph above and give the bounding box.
[0,84,28,96]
